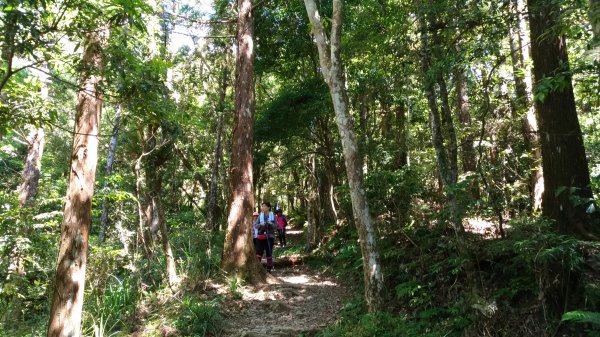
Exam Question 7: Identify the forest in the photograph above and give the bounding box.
[0,0,599,336]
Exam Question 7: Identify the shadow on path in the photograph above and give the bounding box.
[220,229,346,337]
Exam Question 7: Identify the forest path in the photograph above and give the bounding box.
[219,230,347,337]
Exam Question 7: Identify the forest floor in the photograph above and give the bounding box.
[130,229,347,337]
[218,229,347,337]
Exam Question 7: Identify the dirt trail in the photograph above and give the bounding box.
[220,230,347,337]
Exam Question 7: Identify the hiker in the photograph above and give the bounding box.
[252,211,259,248]
[254,202,277,271]
[275,209,288,247]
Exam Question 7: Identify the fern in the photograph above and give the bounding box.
[561,311,600,325]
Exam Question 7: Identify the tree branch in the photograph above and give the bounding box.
[303,0,332,81]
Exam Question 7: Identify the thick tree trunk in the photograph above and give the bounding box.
[18,126,45,207]
[528,0,595,235]
[99,107,121,242]
[207,67,228,231]
[222,0,266,283]
[47,28,107,337]
[303,0,384,312]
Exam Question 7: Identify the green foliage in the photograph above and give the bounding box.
[254,78,330,145]
[83,273,139,335]
[318,214,600,337]
[364,168,422,219]
[175,296,223,337]
[562,310,600,325]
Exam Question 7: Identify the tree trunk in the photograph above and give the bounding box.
[417,8,464,232]
[99,107,121,242]
[528,0,595,235]
[510,0,544,211]
[317,116,340,225]
[47,28,107,337]
[437,75,459,185]
[148,167,179,287]
[394,104,409,169]
[221,0,266,283]
[134,153,152,255]
[303,0,385,312]
[0,8,16,95]
[207,66,228,231]
[455,72,476,174]
[589,0,600,57]
[358,90,369,172]
[455,71,480,199]
[18,126,45,207]
[306,154,319,251]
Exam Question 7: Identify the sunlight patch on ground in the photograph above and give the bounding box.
[464,217,510,239]
[279,275,310,284]
[286,229,304,235]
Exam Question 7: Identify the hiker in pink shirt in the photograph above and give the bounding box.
[275,209,288,247]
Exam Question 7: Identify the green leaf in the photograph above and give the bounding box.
[555,186,568,197]
[561,311,600,325]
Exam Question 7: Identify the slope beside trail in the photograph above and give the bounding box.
[219,230,347,337]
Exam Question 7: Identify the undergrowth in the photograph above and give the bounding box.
[317,217,600,337]
[0,207,226,337]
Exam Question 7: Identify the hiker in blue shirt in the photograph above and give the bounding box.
[253,202,277,271]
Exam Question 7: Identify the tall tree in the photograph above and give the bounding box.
[590,0,600,54]
[303,0,385,312]
[17,126,45,207]
[221,0,266,283]
[99,107,121,242]
[528,0,596,235]
[207,66,229,231]
[509,0,544,211]
[47,26,108,337]
[416,3,463,232]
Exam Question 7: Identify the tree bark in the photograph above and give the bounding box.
[358,90,369,172]
[455,71,480,199]
[221,0,266,283]
[437,75,459,184]
[303,0,385,312]
[207,66,228,231]
[306,153,319,251]
[528,0,595,235]
[509,0,544,211]
[394,104,409,169]
[18,126,45,207]
[148,165,179,287]
[99,107,121,242]
[589,0,600,57]
[455,71,476,174]
[134,153,152,255]
[47,27,108,337]
[417,4,463,233]
[0,7,16,95]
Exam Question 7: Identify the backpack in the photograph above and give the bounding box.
[257,212,276,236]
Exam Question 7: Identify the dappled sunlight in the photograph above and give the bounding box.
[464,217,509,239]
